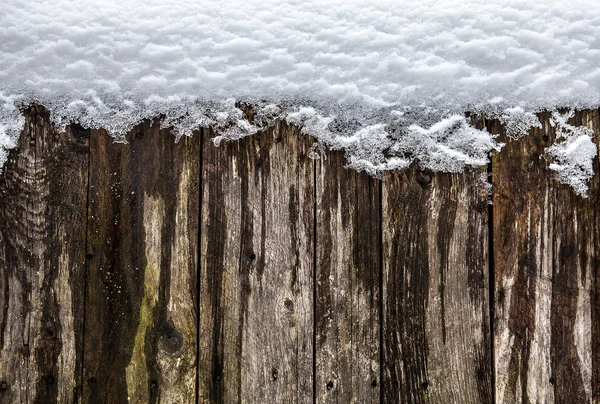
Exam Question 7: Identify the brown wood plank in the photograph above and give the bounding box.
[595,111,600,404]
[315,151,380,403]
[83,122,200,403]
[381,166,492,403]
[198,122,314,403]
[0,105,89,403]
[493,111,599,403]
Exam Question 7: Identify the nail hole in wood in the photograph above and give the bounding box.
[326,380,334,390]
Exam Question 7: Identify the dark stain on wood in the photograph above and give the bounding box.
[382,165,492,403]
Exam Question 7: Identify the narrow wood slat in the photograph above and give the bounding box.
[594,111,600,404]
[315,151,380,403]
[381,166,492,403]
[83,122,199,403]
[493,111,599,403]
[198,123,314,403]
[0,106,89,403]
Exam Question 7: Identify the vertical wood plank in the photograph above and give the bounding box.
[594,109,600,404]
[83,122,199,403]
[0,105,88,403]
[315,151,380,403]
[493,111,598,403]
[595,112,600,404]
[381,166,492,403]
[198,122,314,403]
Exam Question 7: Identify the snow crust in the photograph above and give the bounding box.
[1,0,599,184]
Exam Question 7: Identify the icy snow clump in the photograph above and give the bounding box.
[547,111,597,197]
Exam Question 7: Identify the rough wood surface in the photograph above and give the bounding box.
[315,151,380,403]
[381,166,492,403]
[0,106,89,403]
[3,105,600,404]
[198,123,314,403]
[493,111,599,404]
[83,122,200,403]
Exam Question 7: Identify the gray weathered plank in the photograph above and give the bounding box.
[315,151,380,403]
[0,105,89,403]
[83,121,199,403]
[198,122,314,403]
[381,166,492,403]
[493,111,598,403]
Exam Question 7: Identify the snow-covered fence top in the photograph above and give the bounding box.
[1,0,599,191]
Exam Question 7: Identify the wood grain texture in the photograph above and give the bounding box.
[83,121,199,403]
[198,122,314,403]
[493,111,599,404]
[381,166,492,403]
[594,112,600,404]
[0,105,89,403]
[315,151,380,403]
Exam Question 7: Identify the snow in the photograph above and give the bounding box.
[547,111,597,197]
[1,0,599,187]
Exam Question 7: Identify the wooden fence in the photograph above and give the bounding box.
[0,105,598,403]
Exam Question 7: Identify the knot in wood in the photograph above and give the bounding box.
[160,326,183,354]
[416,170,432,187]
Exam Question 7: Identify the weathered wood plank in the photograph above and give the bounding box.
[315,151,380,403]
[0,106,89,403]
[198,122,314,403]
[83,122,199,403]
[493,111,599,404]
[594,110,600,404]
[381,166,492,403]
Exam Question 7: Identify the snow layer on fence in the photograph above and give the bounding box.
[1,0,599,189]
